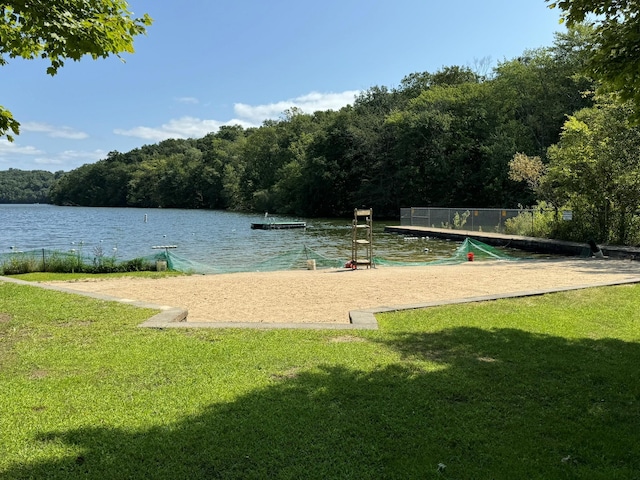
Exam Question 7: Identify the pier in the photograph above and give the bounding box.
[384,225,640,260]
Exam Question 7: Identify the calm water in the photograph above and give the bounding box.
[0,204,463,269]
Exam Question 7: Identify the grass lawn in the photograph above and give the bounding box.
[10,271,184,282]
[0,279,639,479]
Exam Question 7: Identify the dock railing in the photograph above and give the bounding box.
[400,207,535,235]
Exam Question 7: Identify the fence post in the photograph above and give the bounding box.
[531,210,535,237]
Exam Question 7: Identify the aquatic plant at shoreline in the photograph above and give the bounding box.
[0,248,158,275]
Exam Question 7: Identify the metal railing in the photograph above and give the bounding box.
[400,207,535,234]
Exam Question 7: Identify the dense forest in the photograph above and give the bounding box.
[35,29,592,219]
[0,169,62,203]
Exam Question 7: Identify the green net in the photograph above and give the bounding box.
[163,246,344,274]
[0,239,518,275]
[374,238,520,267]
[0,247,344,275]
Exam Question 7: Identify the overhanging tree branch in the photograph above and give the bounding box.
[0,0,152,141]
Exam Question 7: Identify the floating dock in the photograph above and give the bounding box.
[251,221,307,230]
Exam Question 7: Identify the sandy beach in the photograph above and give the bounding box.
[43,258,640,324]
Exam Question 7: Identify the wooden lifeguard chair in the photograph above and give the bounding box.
[351,207,373,268]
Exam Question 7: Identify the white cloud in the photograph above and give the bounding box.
[175,96,199,104]
[114,90,360,141]
[0,144,106,171]
[0,139,44,156]
[114,116,254,142]
[33,149,108,168]
[234,90,360,124]
[22,122,89,140]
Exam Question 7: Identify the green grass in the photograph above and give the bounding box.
[0,281,639,479]
[10,271,184,282]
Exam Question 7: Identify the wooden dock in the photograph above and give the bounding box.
[251,221,307,230]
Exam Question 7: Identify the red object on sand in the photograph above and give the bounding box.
[467,252,474,262]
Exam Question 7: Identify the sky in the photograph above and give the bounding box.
[0,0,566,173]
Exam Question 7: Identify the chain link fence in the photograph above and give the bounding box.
[400,207,535,234]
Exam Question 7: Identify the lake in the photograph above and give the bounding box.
[1,205,466,272]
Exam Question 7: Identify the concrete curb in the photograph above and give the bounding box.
[4,275,640,331]
[347,277,640,326]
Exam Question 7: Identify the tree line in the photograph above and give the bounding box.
[47,29,592,219]
[0,169,61,203]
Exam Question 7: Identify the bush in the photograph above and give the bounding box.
[505,203,556,237]
[0,249,157,275]
[0,254,40,275]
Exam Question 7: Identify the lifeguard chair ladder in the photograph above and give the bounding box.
[351,208,373,268]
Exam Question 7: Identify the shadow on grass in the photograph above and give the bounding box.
[5,328,640,480]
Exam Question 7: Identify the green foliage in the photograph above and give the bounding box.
[0,105,19,141]
[548,0,640,121]
[0,1,152,141]
[504,202,557,237]
[0,253,39,274]
[0,168,60,203]
[542,95,640,243]
[1,282,640,478]
[508,152,545,190]
[0,249,157,275]
[12,270,183,281]
[491,41,594,156]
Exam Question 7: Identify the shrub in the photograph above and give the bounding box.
[0,249,157,275]
[505,203,556,237]
[0,254,40,275]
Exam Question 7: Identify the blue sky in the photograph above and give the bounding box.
[1,0,565,173]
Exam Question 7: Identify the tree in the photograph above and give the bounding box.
[508,153,545,191]
[547,0,640,119]
[542,95,640,244]
[0,1,152,140]
[491,41,594,156]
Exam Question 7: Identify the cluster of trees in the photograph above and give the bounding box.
[49,29,594,219]
[0,169,61,203]
[541,95,640,244]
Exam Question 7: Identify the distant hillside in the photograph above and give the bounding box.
[0,168,61,203]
